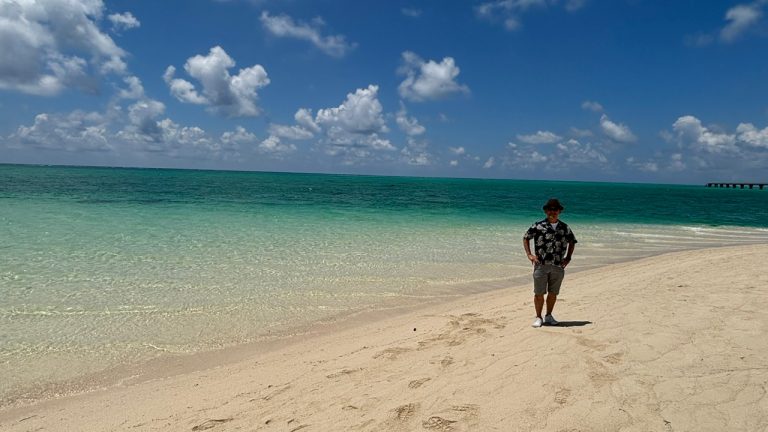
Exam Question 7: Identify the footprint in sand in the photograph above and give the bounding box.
[393,403,420,421]
[554,388,571,405]
[191,418,233,431]
[326,368,363,379]
[441,356,454,367]
[422,416,457,431]
[586,358,618,386]
[451,404,480,418]
[603,352,624,365]
[374,347,412,360]
[408,377,431,389]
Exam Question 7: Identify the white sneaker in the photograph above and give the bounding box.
[532,317,543,328]
[544,314,559,326]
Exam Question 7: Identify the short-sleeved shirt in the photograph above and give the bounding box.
[523,219,578,266]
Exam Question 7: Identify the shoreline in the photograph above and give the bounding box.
[2,243,768,431]
[0,238,737,409]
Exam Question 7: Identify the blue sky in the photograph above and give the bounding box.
[1,0,767,183]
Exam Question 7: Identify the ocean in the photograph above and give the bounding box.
[1,164,767,404]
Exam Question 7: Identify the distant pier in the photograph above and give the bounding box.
[706,183,766,190]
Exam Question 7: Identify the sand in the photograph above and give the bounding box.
[1,244,767,431]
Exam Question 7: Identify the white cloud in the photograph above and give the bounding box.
[268,123,315,140]
[0,0,128,95]
[401,8,422,18]
[626,157,659,172]
[294,108,321,134]
[260,11,355,58]
[220,126,257,148]
[401,144,431,165]
[259,135,297,155]
[117,75,145,99]
[7,111,111,151]
[669,153,686,171]
[315,85,388,135]
[504,138,608,171]
[163,46,270,117]
[449,146,466,155]
[475,0,584,31]
[600,114,637,143]
[671,115,736,153]
[720,2,765,42]
[516,130,562,144]
[5,99,260,161]
[398,51,469,102]
[449,160,459,166]
[581,100,603,112]
[311,85,395,161]
[108,12,140,31]
[569,127,594,138]
[395,103,426,136]
[736,123,768,148]
[483,156,496,168]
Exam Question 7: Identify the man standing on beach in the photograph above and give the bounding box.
[523,198,577,328]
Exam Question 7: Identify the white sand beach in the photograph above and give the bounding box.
[1,244,767,431]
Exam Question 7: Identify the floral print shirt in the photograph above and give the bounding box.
[523,219,578,266]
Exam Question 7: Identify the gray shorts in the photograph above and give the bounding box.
[533,264,565,295]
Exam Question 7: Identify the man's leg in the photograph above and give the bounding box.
[534,294,544,318]
[545,293,557,316]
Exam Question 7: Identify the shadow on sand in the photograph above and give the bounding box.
[548,321,592,327]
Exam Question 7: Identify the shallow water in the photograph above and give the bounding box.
[1,164,767,402]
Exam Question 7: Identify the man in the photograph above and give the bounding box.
[523,198,577,328]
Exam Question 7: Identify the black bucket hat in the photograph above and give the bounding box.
[543,198,564,211]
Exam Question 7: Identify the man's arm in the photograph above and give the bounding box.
[562,241,576,268]
[523,239,539,265]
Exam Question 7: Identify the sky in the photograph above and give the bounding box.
[1,0,767,184]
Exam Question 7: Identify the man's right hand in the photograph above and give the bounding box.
[527,254,539,265]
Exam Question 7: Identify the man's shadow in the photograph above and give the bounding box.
[546,321,591,327]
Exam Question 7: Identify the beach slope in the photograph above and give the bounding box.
[2,244,767,431]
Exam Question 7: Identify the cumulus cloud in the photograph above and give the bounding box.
[268,123,315,140]
[258,135,297,155]
[163,46,270,117]
[642,115,768,177]
[671,115,736,153]
[688,1,768,46]
[475,0,585,31]
[398,51,469,102]
[6,111,111,151]
[600,114,637,143]
[720,1,766,42]
[294,108,321,133]
[260,11,355,58]
[736,123,768,148]
[581,100,603,112]
[483,156,496,168]
[117,75,145,99]
[449,146,466,155]
[289,85,396,162]
[0,0,129,95]
[503,138,608,171]
[395,103,426,136]
[5,101,256,161]
[220,126,257,147]
[108,12,140,31]
[516,130,562,144]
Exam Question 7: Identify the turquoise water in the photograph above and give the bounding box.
[1,164,767,403]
